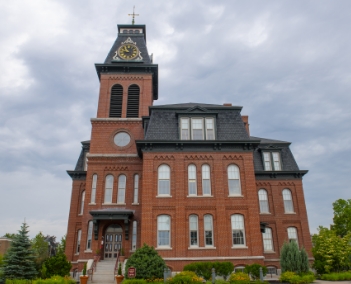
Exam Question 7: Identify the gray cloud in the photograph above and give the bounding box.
[0,0,350,238]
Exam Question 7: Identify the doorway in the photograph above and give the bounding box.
[104,224,123,259]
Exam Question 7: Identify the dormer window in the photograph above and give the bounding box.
[180,117,215,140]
[263,152,281,171]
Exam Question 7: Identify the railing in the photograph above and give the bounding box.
[87,259,96,281]
[114,250,120,275]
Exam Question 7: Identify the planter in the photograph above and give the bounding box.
[115,275,124,284]
[80,275,89,284]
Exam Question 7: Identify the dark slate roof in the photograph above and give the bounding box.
[152,103,241,109]
[145,103,249,140]
[104,29,151,64]
[250,136,290,144]
[74,141,90,171]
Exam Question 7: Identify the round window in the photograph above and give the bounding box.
[114,132,131,147]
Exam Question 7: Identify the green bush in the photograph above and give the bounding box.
[183,262,234,280]
[228,272,250,284]
[167,271,203,284]
[5,276,75,284]
[125,244,166,279]
[243,263,267,280]
[279,271,315,284]
[321,272,351,281]
[123,280,147,284]
[42,254,71,278]
[214,280,228,284]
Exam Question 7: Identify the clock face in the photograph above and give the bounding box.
[118,44,139,60]
[114,132,131,147]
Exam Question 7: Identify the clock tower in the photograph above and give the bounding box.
[65,24,158,266]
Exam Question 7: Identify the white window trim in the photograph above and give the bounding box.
[189,215,199,248]
[91,174,97,204]
[86,221,93,250]
[79,191,85,215]
[287,227,299,246]
[227,165,242,196]
[104,175,114,204]
[191,117,204,140]
[258,189,270,213]
[263,151,282,171]
[157,215,171,248]
[201,164,211,196]
[283,189,295,213]
[117,175,126,204]
[231,214,246,247]
[205,117,215,140]
[188,164,197,196]
[157,165,171,197]
[180,117,190,140]
[262,227,274,252]
[204,214,214,247]
[133,174,139,204]
[76,230,81,253]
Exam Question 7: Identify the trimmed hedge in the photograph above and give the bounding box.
[5,276,75,284]
[320,272,351,281]
[183,261,234,280]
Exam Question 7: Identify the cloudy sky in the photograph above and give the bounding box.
[1,0,350,240]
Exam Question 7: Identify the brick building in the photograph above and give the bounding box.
[65,23,312,273]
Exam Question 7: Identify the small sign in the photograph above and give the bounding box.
[128,267,136,278]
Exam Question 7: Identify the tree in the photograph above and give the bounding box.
[56,235,66,255]
[244,263,268,280]
[3,222,37,280]
[2,234,15,239]
[31,232,49,273]
[125,244,166,279]
[312,226,351,274]
[280,241,309,274]
[332,199,351,237]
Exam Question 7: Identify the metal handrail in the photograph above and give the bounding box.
[114,250,120,275]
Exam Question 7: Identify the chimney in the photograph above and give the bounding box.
[223,103,232,106]
[242,115,250,135]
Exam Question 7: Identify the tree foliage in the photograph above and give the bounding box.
[312,226,351,274]
[280,241,309,274]
[244,263,268,280]
[2,234,16,239]
[3,222,37,280]
[332,199,351,237]
[183,261,234,280]
[125,244,166,279]
[31,232,49,273]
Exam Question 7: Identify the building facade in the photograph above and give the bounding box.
[65,23,312,272]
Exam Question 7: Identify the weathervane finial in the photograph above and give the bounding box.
[128,6,139,25]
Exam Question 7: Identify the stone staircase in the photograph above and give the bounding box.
[90,260,117,284]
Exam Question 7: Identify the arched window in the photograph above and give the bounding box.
[231,214,246,246]
[188,165,197,196]
[132,221,137,251]
[228,165,241,195]
[158,165,170,195]
[86,221,93,250]
[79,191,85,215]
[76,229,81,253]
[117,175,126,204]
[104,175,114,203]
[133,174,139,204]
[189,215,198,247]
[91,174,97,203]
[127,84,140,118]
[287,227,298,246]
[157,215,171,247]
[204,214,214,246]
[202,165,211,195]
[109,84,123,118]
[283,189,294,213]
[258,189,269,213]
[262,227,273,251]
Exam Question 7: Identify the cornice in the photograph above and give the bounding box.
[67,171,86,180]
[91,118,142,124]
[255,170,308,179]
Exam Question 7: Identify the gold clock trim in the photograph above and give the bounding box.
[117,44,139,60]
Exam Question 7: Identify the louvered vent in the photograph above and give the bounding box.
[109,84,123,118]
[127,84,140,118]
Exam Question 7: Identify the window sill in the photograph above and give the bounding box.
[284,212,296,214]
[187,195,213,198]
[74,253,79,255]
[228,195,244,198]
[156,195,172,198]
[156,247,172,250]
[88,203,96,205]
[78,214,83,216]
[102,203,119,205]
[84,250,92,253]
[260,212,271,215]
[188,246,216,250]
[264,250,276,254]
[117,203,126,205]
[231,246,248,249]
[132,203,139,205]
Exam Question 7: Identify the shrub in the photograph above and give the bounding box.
[42,253,71,278]
[228,272,250,284]
[214,280,228,284]
[183,262,234,280]
[167,271,203,284]
[243,264,267,280]
[5,276,75,284]
[321,272,351,281]
[123,280,147,284]
[125,244,166,279]
[279,271,315,284]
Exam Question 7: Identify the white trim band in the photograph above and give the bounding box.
[91,118,142,122]
[87,154,139,158]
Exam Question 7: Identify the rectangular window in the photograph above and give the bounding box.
[86,221,93,250]
[132,221,137,251]
[287,227,298,246]
[158,215,170,247]
[204,215,213,246]
[205,118,215,140]
[76,230,81,253]
[192,118,204,140]
[181,118,190,140]
[202,165,211,195]
[91,174,97,203]
[263,153,272,170]
[188,165,197,195]
[272,152,281,170]
[189,215,198,246]
[117,175,126,204]
[262,228,273,251]
[133,175,139,204]
[231,215,246,246]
